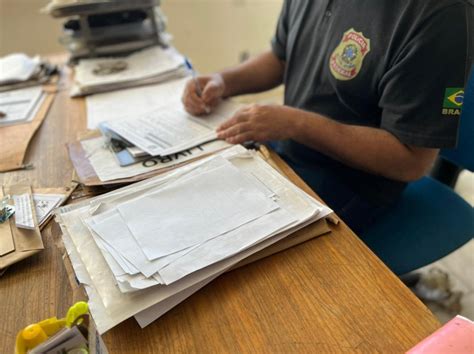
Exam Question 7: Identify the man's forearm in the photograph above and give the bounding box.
[219,51,285,97]
[285,106,438,182]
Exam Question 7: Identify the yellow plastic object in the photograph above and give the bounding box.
[19,324,47,348]
[66,301,89,327]
[37,317,67,336]
[15,302,89,354]
[15,317,64,354]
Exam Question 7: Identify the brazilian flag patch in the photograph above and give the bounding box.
[442,88,463,116]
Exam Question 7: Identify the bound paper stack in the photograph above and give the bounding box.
[71,45,188,96]
[55,145,332,333]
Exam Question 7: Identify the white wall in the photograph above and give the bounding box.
[0,0,283,73]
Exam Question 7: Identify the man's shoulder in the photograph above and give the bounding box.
[412,0,469,18]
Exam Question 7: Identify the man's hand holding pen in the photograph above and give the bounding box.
[181,74,226,116]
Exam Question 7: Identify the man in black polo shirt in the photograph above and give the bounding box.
[182,0,470,233]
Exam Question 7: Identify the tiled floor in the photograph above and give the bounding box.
[418,171,474,323]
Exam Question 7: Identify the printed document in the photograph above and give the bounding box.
[0,86,44,125]
[86,78,187,129]
[105,100,239,157]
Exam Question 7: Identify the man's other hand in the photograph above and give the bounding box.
[217,104,294,144]
[182,74,226,116]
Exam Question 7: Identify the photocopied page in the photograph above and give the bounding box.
[0,86,45,125]
[105,100,240,157]
[85,77,188,129]
[106,106,216,156]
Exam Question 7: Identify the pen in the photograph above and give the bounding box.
[184,58,210,113]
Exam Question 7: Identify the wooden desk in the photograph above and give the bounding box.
[0,64,440,353]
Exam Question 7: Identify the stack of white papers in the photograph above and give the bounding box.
[71,46,188,96]
[55,146,332,333]
[81,78,240,182]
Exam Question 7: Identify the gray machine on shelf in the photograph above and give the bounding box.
[46,0,166,62]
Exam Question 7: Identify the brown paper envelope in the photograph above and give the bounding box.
[67,140,102,185]
[0,185,44,270]
[5,185,43,251]
[232,218,331,270]
[0,211,15,256]
[0,92,55,172]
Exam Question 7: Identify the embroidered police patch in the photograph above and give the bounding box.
[329,28,371,81]
[442,88,463,116]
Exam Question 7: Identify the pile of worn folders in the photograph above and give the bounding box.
[55,145,332,333]
[71,45,187,96]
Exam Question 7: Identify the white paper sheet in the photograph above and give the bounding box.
[106,107,216,156]
[117,160,280,259]
[158,207,297,284]
[89,229,138,276]
[0,86,44,125]
[104,98,240,158]
[134,277,213,328]
[33,193,65,225]
[86,78,188,129]
[87,211,190,278]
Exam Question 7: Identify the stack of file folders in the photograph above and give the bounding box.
[43,0,166,62]
[71,45,188,96]
[55,145,332,333]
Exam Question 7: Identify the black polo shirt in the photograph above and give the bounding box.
[271,0,469,206]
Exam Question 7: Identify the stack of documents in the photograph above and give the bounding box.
[98,97,239,160]
[55,145,332,333]
[71,45,188,96]
[0,86,46,126]
[71,78,239,184]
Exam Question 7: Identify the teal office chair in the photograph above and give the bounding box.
[359,68,474,275]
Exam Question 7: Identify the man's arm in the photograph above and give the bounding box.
[217,104,439,182]
[219,50,285,97]
[182,51,284,115]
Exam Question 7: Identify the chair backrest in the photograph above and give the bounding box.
[440,65,474,172]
